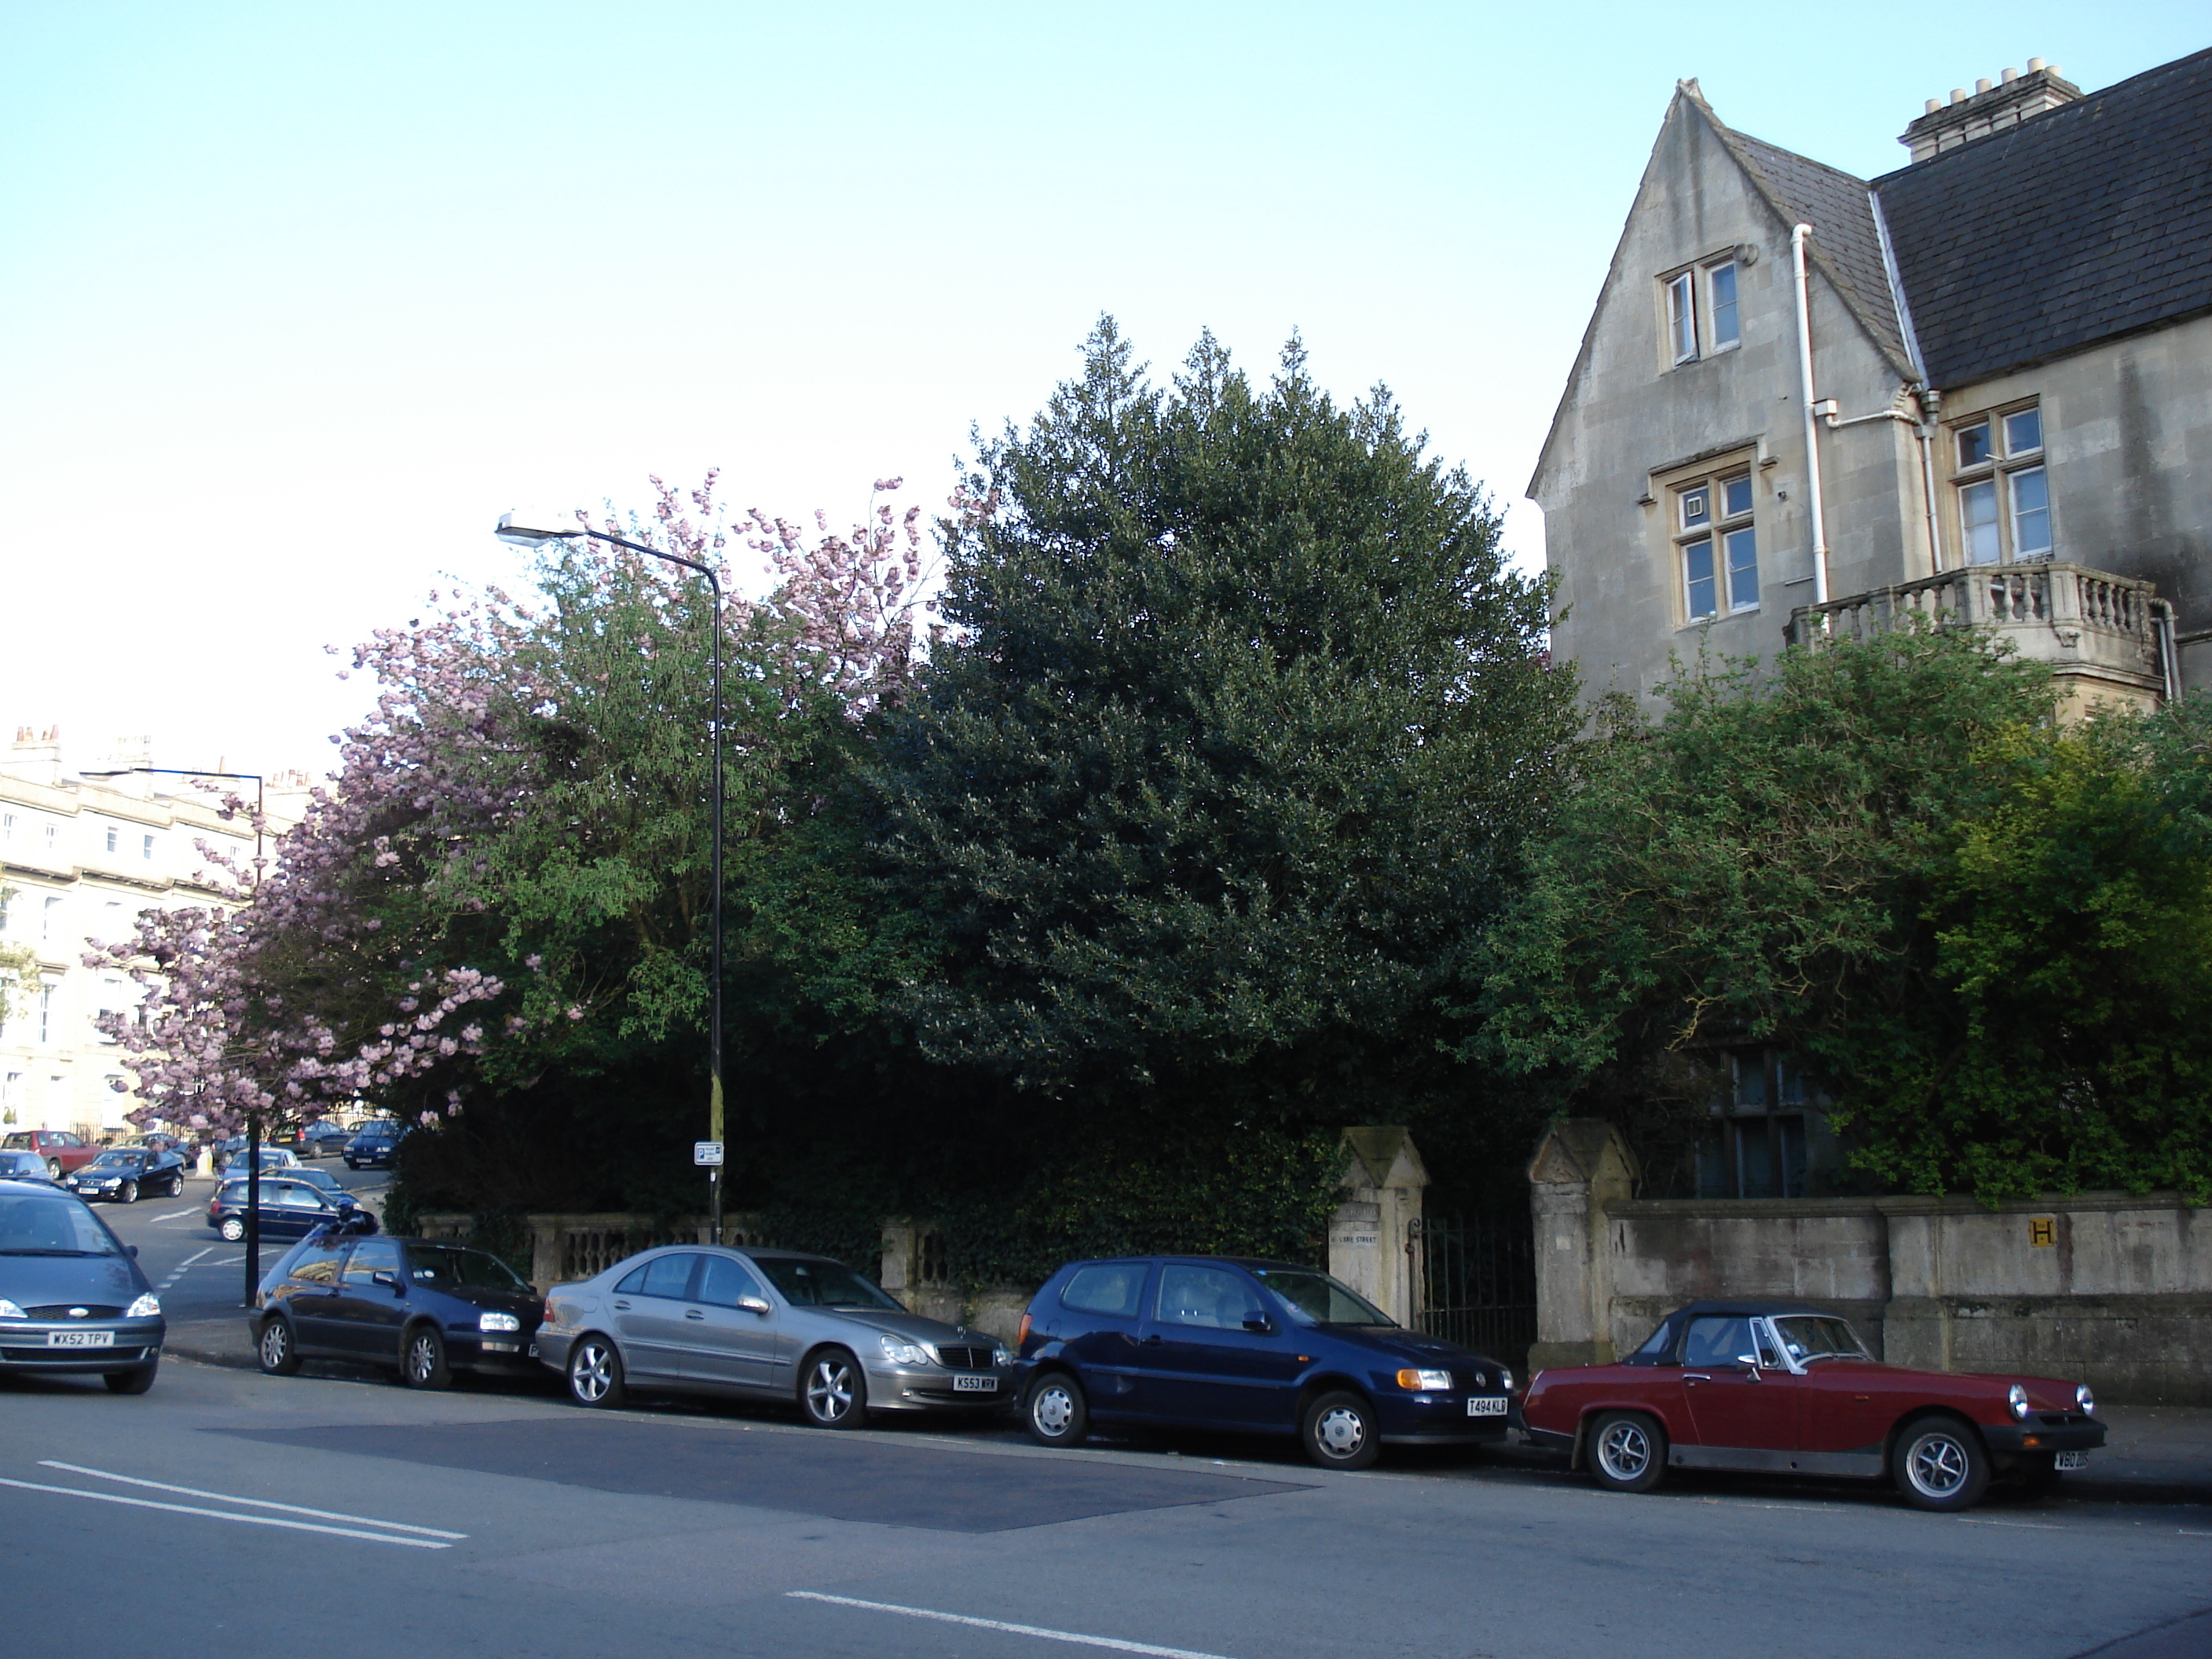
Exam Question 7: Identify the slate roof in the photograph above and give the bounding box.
[1725,131,1908,369]
[1871,47,2212,389]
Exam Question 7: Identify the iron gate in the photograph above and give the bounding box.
[1408,1212,1536,1365]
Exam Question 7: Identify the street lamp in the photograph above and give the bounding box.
[84,764,269,1306]
[494,510,727,1244]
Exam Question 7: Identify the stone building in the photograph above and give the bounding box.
[1531,48,2212,720]
[0,727,307,1140]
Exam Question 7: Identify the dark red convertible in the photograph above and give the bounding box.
[1518,1299,2105,1511]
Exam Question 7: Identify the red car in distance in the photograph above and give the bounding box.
[1517,1299,2105,1512]
[1,1129,102,1179]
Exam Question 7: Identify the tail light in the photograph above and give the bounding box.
[542,1298,558,1328]
[1016,1313,1032,1350]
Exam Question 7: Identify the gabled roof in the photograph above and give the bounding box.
[1529,83,1916,498]
[1871,47,2212,389]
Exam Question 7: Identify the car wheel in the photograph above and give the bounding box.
[117,1180,138,1205]
[800,1347,869,1430]
[567,1335,626,1408]
[168,1172,185,1197]
[1025,1372,1090,1448]
[1587,1410,1668,1493]
[104,1358,159,1394]
[258,1317,302,1377]
[218,1216,246,1242]
[1300,1390,1381,1470]
[1894,1416,1989,1511]
[46,1159,61,1179]
[401,1324,452,1390]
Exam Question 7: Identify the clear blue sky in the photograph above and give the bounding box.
[3,2,2203,775]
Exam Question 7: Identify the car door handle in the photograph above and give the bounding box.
[1683,1372,1712,1382]
[684,1309,705,1320]
[1140,1334,1163,1346]
[613,1300,632,1311]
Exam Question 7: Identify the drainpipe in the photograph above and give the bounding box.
[1792,224,1830,606]
[1915,388,1943,572]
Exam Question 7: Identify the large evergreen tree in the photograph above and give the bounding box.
[869,320,1576,1144]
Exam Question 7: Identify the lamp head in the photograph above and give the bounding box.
[495,510,583,546]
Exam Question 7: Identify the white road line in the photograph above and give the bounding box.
[785,1592,1236,1659]
[150,1208,199,1221]
[156,1247,217,1288]
[38,1462,467,1538]
[0,1478,449,1548]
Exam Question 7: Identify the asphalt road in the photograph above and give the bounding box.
[4,1331,2209,1659]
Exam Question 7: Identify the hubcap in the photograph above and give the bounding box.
[1908,1433,1968,1496]
[262,1326,287,1367]
[1315,1406,1367,1458]
[1033,1385,1074,1435]
[408,1337,434,1380]
[1599,1421,1651,1479]
[573,1343,613,1402]
[808,1360,854,1422]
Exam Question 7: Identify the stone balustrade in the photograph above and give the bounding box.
[1785,559,2172,714]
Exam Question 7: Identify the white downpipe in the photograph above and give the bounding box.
[1792,223,1830,606]
[1915,397,1943,572]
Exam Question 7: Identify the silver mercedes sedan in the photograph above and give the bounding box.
[535,1244,1013,1427]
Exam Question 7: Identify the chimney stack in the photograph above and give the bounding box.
[1900,60,2079,160]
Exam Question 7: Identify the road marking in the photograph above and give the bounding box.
[0,1478,450,1548]
[786,1592,1236,1658]
[1960,1516,2063,1530]
[151,1208,199,1221]
[38,1462,466,1538]
[156,1247,217,1290]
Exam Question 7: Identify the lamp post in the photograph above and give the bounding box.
[84,764,268,1306]
[495,511,726,1244]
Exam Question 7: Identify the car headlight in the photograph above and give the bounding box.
[1396,1368,1455,1392]
[2008,1383,2033,1421]
[478,1312,522,1333]
[992,1342,1013,1368]
[0,1299,24,1320]
[1500,1369,1514,1393]
[126,1294,161,1319]
[2076,1384,2097,1416]
[881,1334,932,1367]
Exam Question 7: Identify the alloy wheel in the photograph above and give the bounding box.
[571,1339,617,1404]
[806,1357,856,1424]
[1906,1431,1970,1499]
[1597,1419,1654,1481]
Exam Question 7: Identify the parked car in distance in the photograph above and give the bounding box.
[0,1150,59,1185]
[207,1176,375,1243]
[0,1177,165,1392]
[64,1146,187,1204]
[342,1122,405,1170]
[255,1231,544,1390]
[1014,1256,1515,1470]
[220,1147,301,1177]
[2,1130,102,1179]
[270,1166,355,1204]
[271,1120,352,1159]
[1517,1299,2108,1512]
[537,1245,1012,1426]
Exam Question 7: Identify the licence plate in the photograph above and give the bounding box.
[2054,1451,2089,1470]
[1468,1395,1507,1416]
[951,1373,998,1393]
[47,1330,114,1348]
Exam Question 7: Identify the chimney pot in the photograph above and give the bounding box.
[2001,66,2019,82]
[2027,57,2046,71]
[1924,97,1940,114]
[1950,87,1968,104]
[1976,77,1994,93]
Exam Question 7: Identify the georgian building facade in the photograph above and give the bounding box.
[0,727,307,1140]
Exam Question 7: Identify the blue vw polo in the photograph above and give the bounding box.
[1013,1256,1514,1470]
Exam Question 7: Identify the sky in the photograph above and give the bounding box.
[3,2,2204,780]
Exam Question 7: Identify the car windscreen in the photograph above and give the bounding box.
[1251,1268,1397,1328]
[84,1151,144,1170]
[754,1258,903,1310]
[0,1191,126,1256]
[1771,1315,1869,1364]
[406,1245,529,1292]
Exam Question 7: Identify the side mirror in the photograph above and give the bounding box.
[372,1269,402,1293]
[127,1245,139,1258]
[737,1295,771,1316]
[1242,1316,1274,1335]
[1735,1353,1761,1370]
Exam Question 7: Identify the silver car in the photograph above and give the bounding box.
[537,1245,1013,1428]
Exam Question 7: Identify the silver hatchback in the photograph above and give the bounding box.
[537,1245,1013,1427]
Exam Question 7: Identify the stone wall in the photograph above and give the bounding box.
[1529,1120,2212,1404]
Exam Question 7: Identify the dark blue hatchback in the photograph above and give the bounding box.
[1013,1256,1514,1470]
